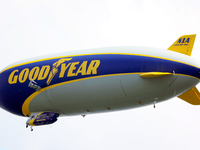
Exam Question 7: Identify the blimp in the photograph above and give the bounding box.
[0,34,200,131]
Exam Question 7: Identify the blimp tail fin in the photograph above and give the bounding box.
[178,86,200,105]
[167,34,196,56]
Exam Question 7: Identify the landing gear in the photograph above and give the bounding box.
[26,124,33,131]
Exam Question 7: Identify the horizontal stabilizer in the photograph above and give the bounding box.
[167,34,196,56]
[140,72,172,78]
[178,86,200,105]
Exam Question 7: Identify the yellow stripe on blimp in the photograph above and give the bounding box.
[140,72,172,78]
[1,52,200,74]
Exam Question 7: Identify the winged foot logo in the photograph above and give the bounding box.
[8,58,101,85]
[46,58,72,85]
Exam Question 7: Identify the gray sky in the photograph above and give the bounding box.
[1,0,200,150]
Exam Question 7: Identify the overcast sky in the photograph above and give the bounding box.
[1,0,200,150]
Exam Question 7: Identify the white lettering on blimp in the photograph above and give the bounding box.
[8,59,100,84]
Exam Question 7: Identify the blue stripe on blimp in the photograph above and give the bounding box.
[0,54,199,116]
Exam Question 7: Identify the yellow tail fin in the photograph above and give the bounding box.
[168,34,196,56]
[178,87,200,105]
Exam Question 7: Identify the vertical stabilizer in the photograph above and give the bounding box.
[167,34,196,56]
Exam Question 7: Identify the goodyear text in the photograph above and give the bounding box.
[8,59,100,84]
